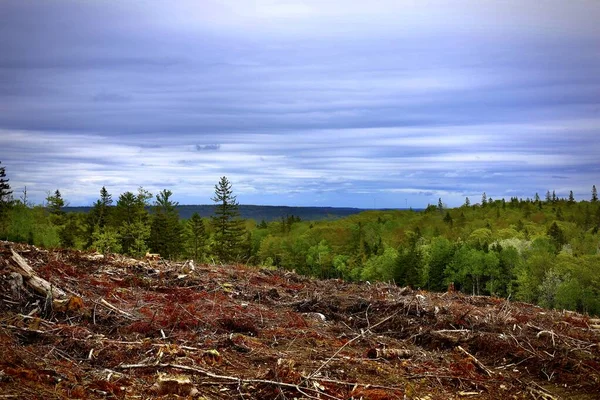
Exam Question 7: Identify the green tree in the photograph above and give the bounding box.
[395,233,423,288]
[46,189,65,216]
[211,176,245,263]
[185,212,207,261]
[426,237,455,291]
[306,239,333,277]
[85,186,114,248]
[92,226,121,255]
[568,191,575,204]
[481,192,487,207]
[114,187,152,257]
[59,213,81,248]
[0,161,13,234]
[149,189,183,259]
[443,211,453,226]
[547,222,567,252]
[464,197,470,207]
[592,185,598,202]
[361,246,398,282]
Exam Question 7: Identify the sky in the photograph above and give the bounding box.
[0,0,599,208]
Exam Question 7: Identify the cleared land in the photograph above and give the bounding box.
[1,241,599,399]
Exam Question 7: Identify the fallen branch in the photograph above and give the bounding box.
[458,345,493,377]
[9,248,66,299]
[116,363,343,400]
[97,298,135,320]
[306,311,399,380]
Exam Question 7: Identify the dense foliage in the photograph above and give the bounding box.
[0,161,598,315]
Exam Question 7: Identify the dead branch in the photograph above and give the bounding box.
[306,310,400,380]
[457,346,493,377]
[9,248,66,299]
[116,363,343,400]
[97,298,135,320]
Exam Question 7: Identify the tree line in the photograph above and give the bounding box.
[1,160,600,315]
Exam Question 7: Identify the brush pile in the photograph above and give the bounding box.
[1,241,599,399]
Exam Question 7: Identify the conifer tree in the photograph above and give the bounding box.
[186,212,207,261]
[464,197,470,207]
[46,189,65,215]
[481,192,487,207]
[85,186,113,248]
[114,187,152,257]
[568,190,575,204]
[211,176,245,263]
[0,161,13,233]
[443,211,453,226]
[592,185,598,203]
[0,161,12,206]
[149,189,183,259]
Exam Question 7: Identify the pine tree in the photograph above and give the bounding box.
[211,176,245,263]
[464,197,470,207]
[481,192,487,207]
[149,189,183,259]
[443,211,453,226]
[85,186,114,248]
[46,189,65,215]
[545,190,552,203]
[114,187,152,257]
[437,198,444,212]
[568,191,575,204]
[0,161,12,206]
[186,212,207,261]
[592,185,598,203]
[547,222,566,252]
[0,161,13,233]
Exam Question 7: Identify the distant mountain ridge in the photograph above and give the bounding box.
[64,204,375,221]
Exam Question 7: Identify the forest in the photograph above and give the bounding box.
[1,161,599,316]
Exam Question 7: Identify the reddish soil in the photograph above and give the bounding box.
[1,241,599,399]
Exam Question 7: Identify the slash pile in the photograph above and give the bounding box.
[1,240,599,399]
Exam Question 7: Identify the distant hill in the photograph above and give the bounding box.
[64,204,375,221]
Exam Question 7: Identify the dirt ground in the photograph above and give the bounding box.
[1,240,599,399]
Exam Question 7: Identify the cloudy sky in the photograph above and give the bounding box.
[1,0,599,208]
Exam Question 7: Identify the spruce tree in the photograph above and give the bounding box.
[186,212,207,261]
[114,187,152,257]
[592,185,598,203]
[568,191,575,204]
[149,189,183,259]
[211,176,245,263]
[85,186,113,248]
[0,161,12,206]
[481,192,487,207]
[0,161,13,233]
[464,197,470,207]
[46,190,65,215]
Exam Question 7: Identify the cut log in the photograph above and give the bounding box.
[9,248,67,299]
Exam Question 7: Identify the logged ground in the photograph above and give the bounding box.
[1,241,599,400]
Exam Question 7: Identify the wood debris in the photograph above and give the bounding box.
[1,240,599,399]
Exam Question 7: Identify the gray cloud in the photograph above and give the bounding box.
[0,0,598,207]
[196,144,221,151]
